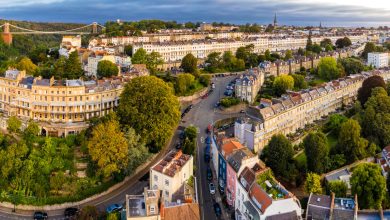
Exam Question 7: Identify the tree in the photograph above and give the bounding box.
[357,75,386,106]
[262,134,294,179]
[273,75,294,96]
[318,57,342,80]
[97,60,118,78]
[306,31,313,51]
[124,45,133,57]
[305,173,322,194]
[291,74,307,90]
[16,57,37,75]
[324,114,348,134]
[146,51,164,74]
[184,126,197,141]
[107,213,120,220]
[205,52,222,72]
[320,38,333,48]
[338,119,370,163]
[199,74,211,87]
[335,37,352,48]
[303,132,329,173]
[181,53,198,75]
[297,48,305,56]
[351,163,386,209]
[338,57,364,75]
[284,50,293,61]
[175,73,195,95]
[7,116,21,133]
[311,43,322,54]
[328,181,347,197]
[132,48,148,64]
[50,172,66,194]
[53,56,67,79]
[64,51,83,79]
[117,76,180,152]
[87,117,129,178]
[125,127,150,174]
[23,120,40,141]
[362,42,376,59]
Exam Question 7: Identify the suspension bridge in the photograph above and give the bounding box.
[0,22,105,44]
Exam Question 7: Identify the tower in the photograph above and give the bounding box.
[273,13,278,27]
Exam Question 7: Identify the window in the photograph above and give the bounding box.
[154,175,158,181]
[165,180,169,186]
[165,191,169,196]
[150,206,155,214]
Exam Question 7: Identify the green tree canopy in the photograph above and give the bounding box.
[320,38,333,48]
[357,75,386,106]
[7,116,22,133]
[318,57,343,80]
[146,51,164,74]
[205,52,223,73]
[262,134,294,179]
[328,180,347,197]
[175,73,195,95]
[291,74,307,90]
[338,119,371,163]
[351,163,386,209]
[132,48,148,64]
[362,42,377,59]
[273,75,294,96]
[117,76,180,152]
[305,173,322,194]
[87,116,129,178]
[335,37,352,48]
[64,51,83,79]
[338,57,364,75]
[181,53,198,75]
[303,132,329,173]
[324,114,348,135]
[284,50,293,61]
[97,60,118,78]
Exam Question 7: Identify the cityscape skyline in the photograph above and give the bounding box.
[0,0,390,27]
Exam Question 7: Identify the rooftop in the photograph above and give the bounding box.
[163,203,200,220]
[152,150,192,177]
[256,170,290,200]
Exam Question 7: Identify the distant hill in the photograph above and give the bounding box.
[0,19,87,32]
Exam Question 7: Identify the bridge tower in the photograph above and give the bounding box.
[1,23,12,45]
[92,22,98,34]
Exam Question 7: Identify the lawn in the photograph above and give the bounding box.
[181,80,206,96]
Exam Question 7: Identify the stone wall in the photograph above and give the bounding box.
[178,87,209,104]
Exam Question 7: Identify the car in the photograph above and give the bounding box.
[213,203,222,217]
[205,136,211,144]
[175,142,182,149]
[106,204,123,213]
[179,130,185,140]
[33,211,48,220]
[209,183,216,194]
[188,104,193,109]
[181,113,186,118]
[207,167,213,181]
[64,207,79,218]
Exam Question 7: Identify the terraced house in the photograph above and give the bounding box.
[0,69,143,137]
[235,69,390,153]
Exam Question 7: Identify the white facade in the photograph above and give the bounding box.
[86,55,131,77]
[150,151,193,203]
[367,52,389,68]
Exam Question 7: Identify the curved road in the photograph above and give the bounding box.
[0,75,240,220]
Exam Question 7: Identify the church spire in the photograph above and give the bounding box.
[319,21,322,29]
[273,13,278,27]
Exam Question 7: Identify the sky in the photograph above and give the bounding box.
[0,0,390,27]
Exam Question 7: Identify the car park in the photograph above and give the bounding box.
[106,203,123,213]
[209,183,216,195]
[213,203,222,217]
[33,211,48,220]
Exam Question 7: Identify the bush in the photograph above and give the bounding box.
[199,74,211,87]
[220,97,240,107]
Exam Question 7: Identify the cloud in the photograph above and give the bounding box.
[0,0,389,26]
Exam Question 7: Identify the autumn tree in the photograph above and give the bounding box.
[357,75,386,106]
[16,57,37,75]
[305,173,322,194]
[273,75,294,96]
[351,163,386,209]
[88,117,129,178]
[117,76,180,152]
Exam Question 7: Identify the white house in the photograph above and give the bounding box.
[367,52,389,68]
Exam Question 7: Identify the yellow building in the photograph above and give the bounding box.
[0,69,138,137]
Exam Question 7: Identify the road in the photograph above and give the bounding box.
[0,75,240,220]
[181,75,242,220]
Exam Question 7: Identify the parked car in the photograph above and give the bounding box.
[106,204,123,213]
[33,211,48,220]
[175,142,182,149]
[209,183,216,195]
[179,130,185,140]
[64,207,79,218]
[213,203,222,217]
[207,167,213,181]
[205,136,211,144]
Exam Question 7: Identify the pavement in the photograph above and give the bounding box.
[0,75,242,220]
